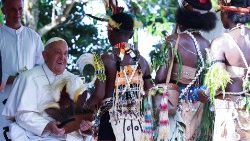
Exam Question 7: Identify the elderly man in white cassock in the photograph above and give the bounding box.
[2,37,92,141]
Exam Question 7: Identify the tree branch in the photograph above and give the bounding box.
[38,1,76,36]
[23,0,40,30]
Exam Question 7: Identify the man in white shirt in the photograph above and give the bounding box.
[0,51,2,85]
[2,37,92,141]
[0,0,44,140]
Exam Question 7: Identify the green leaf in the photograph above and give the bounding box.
[0,9,4,24]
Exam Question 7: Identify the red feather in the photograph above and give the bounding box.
[109,0,124,14]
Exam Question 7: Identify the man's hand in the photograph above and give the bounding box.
[6,76,16,84]
[79,120,92,132]
[0,82,6,91]
[44,121,65,136]
[198,90,210,103]
[1,75,17,91]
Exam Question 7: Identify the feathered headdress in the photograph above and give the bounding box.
[86,0,142,31]
[103,0,124,14]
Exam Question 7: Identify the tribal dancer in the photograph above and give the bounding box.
[205,0,250,140]
[83,6,154,141]
[155,0,217,140]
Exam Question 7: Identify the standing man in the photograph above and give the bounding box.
[2,37,92,140]
[0,0,44,140]
[155,0,217,140]
[205,0,250,140]
[84,12,154,141]
[0,51,2,85]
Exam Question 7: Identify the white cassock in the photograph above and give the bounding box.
[0,25,44,140]
[2,64,86,141]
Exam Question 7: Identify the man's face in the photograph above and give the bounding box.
[43,41,68,75]
[220,11,229,29]
[2,0,23,29]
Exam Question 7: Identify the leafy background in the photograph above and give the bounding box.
[0,0,179,73]
[1,0,248,75]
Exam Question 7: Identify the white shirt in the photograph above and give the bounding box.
[2,64,85,141]
[0,24,44,93]
[0,51,2,84]
[0,25,44,141]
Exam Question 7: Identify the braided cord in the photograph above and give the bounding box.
[179,31,205,98]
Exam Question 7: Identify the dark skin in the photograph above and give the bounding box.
[87,29,153,110]
[211,10,250,101]
[86,27,153,141]
[156,32,210,83]
[155,29,210,104]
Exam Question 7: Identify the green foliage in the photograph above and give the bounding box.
[0,9,4,25]
[37,0,109,73]
[196,102,214,141]
[150,38,182,79]
[242,78,250,112]
[243,79,250,92]
[16,0,179,74]
[37,0,54,30]
[61,0,66,6]
[150,35,183,83]
[150,42,169,71]
[243,96,250,112]
[131,0,179,73]
[204,65,232,101]
[211,0,219,9]
[247,23,250,28]
[130,0,178,36]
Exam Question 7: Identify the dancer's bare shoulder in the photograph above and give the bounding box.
[210,35,231,60]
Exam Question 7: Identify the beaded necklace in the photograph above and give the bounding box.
[224,33,250,96]
[114,42,136,61]
[229,24,246,36]
[179,30,205,103]
[110,42,144,121]
[122,62,139,93]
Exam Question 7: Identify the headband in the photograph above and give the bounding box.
[220,5,250,14]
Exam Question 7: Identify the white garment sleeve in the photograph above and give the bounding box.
[1,73,9,85]
[6,72,49,136]
[35,36,44,65]
[1,46,9,83]
[16,111,50,137]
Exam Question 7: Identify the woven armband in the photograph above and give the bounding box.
[93,54,106,81]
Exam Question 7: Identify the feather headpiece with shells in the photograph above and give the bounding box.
[86,0,142,31]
